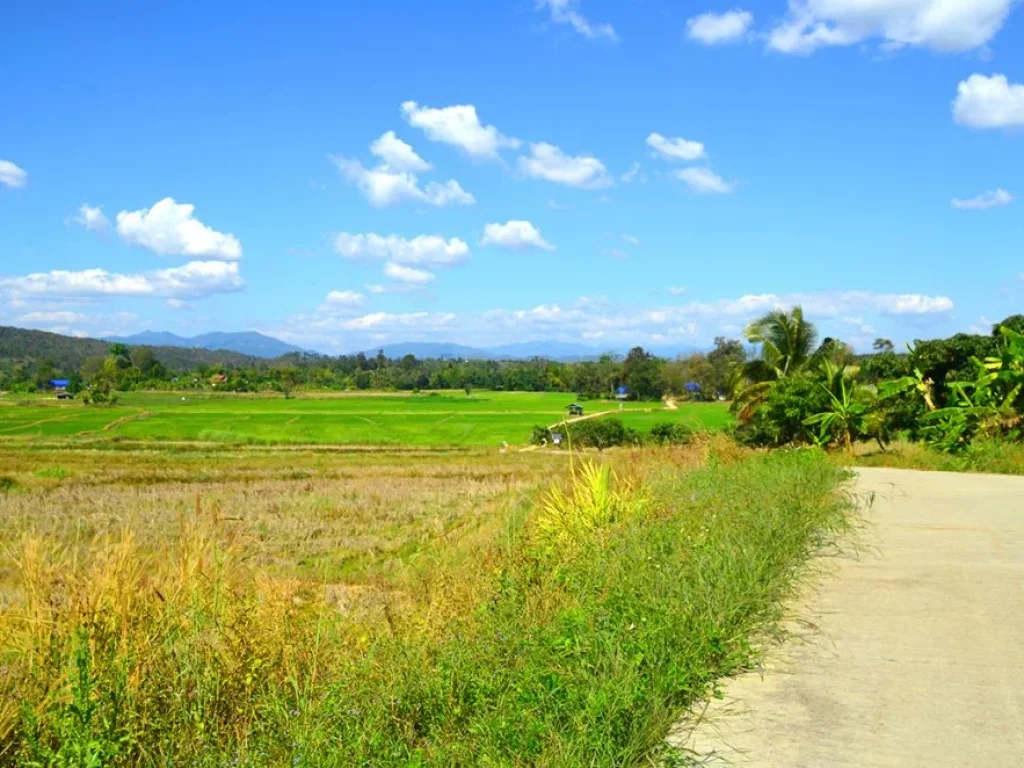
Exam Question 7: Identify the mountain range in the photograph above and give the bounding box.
[106,331,304,359]
[8,325,701,364]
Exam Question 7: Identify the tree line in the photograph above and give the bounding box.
[1,338,747,402]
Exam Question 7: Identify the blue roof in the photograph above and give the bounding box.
[684,381,702,392]
[49,379,70,387]
[616,385,629,394]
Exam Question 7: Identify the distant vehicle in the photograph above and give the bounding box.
[56,391,74,400]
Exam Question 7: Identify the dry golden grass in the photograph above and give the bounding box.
[0,435,848,766]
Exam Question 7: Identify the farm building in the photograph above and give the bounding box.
[567,403,584,416]
[47,378,70,391]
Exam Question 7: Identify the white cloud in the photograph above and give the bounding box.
[620,162,646,183]
[0,261,243,300]
[480,220,555,251]
[334,233,470,267]
[667,286,687,296]
[401,101,520,161]
[10,309,140,339]
[646,133,706,162]
[686,10,754,45]
[768,0,1014,55]
[622,233,640,246]
[72,204,111,232]
[518,142,612,189]
[270,288,955,353]
[537,0,618,41]
[952,188,1013,210]
[15,310,91,325]
[165,298,189,310]
[384,262,435,285]
[674,167,733,194]
[953,74,1024,129]
[116,198,242,260]
[331,155,474,208]
[0,159,27,188]
[369,130,432,173]
[322,290,366,308]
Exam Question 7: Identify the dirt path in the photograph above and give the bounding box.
[675,467,1024,766]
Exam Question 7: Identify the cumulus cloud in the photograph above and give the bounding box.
[952,189,1013,211]
[369,130,432,173]
[646,132,706,162]
[517,142,613,189]
[0,159,27,188]
[334,233,470,267]
[269,289,955,354]
[537,0,617,41]
[11,309,140,339]
[401,101,520,161]
[331,155,474,208]
[674,167,733,194]
[953,74,1024,129]
[0,261,244,301]
[116,198,242,260]
[622,234,640,246]
[15,310,92,325]
[384,262,435,285]
[686,10,754,45]
[72,204,111,232]
[480,220,555,251]
[322,290,365,308]
[768,0,1013,55]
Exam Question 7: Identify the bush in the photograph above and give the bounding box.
[648,421,694,445]
[733,376,831,448]
[565,417,642,450]
[530,425,552,445]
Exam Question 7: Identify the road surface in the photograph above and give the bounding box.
[675,467,1024,767]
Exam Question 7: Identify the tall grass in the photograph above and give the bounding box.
[0,447,850,765]
[852,438,1024,476]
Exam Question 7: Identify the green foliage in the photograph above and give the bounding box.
[530,425,552,445]
[803,361,875,452]
[622,347,664,400]
[733,376,831,447]
[565,417,643,450]
[648,421,694,445]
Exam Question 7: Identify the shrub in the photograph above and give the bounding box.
[530,425,552,445]
[565,417,642,450]
[648,421,694,445]
[733,376,831,447]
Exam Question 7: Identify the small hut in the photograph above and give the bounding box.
[567,403,584,417]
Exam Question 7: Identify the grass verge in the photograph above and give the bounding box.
[850,438,1024,476]
[0,446,851,765]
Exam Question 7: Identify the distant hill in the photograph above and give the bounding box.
[359,342,489,360]
[107,330,304,359]
[0,326,262,370]
[487,341,608,360]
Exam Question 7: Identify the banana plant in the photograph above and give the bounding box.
[804,360,872,454]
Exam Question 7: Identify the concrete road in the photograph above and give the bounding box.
[675,467,1024,767]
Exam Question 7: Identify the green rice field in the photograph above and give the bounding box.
[0,390,732,447]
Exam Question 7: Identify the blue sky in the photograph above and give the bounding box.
[2,0,1023,354]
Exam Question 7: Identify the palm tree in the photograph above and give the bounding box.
[742,306,819,380]
[731,307,820,418]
